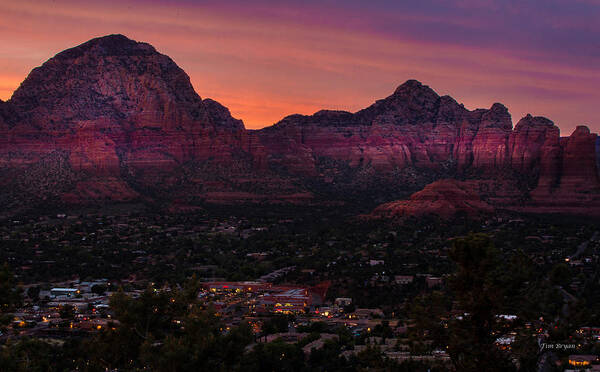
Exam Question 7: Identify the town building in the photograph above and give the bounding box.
[50,288,79,297]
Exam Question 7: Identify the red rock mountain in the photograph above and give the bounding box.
[371,179,494,219]
[1,34,599,217]
[253,80,516,174]
[0,35,247,208]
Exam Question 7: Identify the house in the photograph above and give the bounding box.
[394,275,414,285]
[261,287,311,314]
[50,288,79,297]
[577,326,600,338]
[354,308,384,319]
[204,281,272,293]
[335,298,352,307]
[426,277,443,288]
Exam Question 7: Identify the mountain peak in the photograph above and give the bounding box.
[352,79,445,125]
[573,125,591,136]
[490,102,508,113]
[53,34,156,60]
[515,114,555,131]
[8,34,243,130]
[393,79,436,97]
[389,79,441,111]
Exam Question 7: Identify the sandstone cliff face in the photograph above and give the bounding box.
[558,126,600,193]
[254,81,523,176]
[253,80,588,188]
[372,122,600,219]
[533,124,562,193]
[508,114,558,174]
[1,35,599,216]
[469,103,512,169]
[4,34,245,158]
[255,81,481,174]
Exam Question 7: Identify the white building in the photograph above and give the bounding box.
[50,288,79,297]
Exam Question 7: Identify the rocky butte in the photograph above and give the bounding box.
[1,34,599,218]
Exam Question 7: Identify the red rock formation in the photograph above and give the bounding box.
[508,114,557,173]
[520,126,600,215]
[558,126,600,193]
[0,34,247,204]
[532,124,562,193]
[1,34,599,216]
[470,103,512,169]
[371,179,494,219]
[9,35,241,132]
[61,178,139,204]
[374,124,600,219]
[254,81,507,174]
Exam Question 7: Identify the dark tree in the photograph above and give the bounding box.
[91,284,107,295]
[59,304,75,320]
[550,263,572,286]
[0,264,22,328]
[27,286,41,301]
[447,233,516,372]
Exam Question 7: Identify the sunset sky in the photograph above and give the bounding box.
[1,0,599,134]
